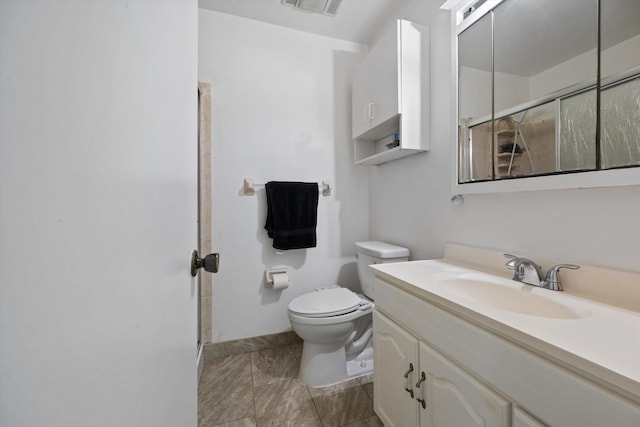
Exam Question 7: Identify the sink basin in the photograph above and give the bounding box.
[438,277,590,319]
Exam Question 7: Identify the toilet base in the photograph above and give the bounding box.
[299,341,374,387]
[299,341,348,387]
[346,345,373,379]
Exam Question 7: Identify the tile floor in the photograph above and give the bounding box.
[198,343,383,427]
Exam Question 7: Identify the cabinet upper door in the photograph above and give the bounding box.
[369,22,400,128]
[419,342,511,427]
[373,311,419,427]
[352,54,372,139]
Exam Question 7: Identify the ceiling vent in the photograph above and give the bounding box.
[281,0,343,17]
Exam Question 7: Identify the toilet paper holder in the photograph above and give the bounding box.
[265,267,288,286]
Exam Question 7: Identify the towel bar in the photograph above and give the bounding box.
[243,178,331,197]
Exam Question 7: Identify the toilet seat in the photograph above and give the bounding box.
[288,288,364,318]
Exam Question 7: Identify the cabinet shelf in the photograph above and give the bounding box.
[497,130,515,137]
[496,152,523,160]
[355,146,423,166]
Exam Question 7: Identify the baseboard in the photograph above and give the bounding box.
[203,330,302,360]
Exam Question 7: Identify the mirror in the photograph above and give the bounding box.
[600,0,640,169]
[493,0,597,179]
[458,13,492,182]
[457,0,640,185]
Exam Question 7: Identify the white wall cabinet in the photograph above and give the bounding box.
[352,55,374,139]
[351,19,429,165]
[373,311,510,427]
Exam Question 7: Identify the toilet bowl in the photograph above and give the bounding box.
[287,241,409,387]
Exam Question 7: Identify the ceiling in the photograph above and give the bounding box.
[198,0,416,44]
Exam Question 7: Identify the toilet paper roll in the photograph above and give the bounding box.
[271,273,289,290]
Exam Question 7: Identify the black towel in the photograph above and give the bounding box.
[264,181,319,250]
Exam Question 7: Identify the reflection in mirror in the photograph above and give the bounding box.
[460,120,493,182]
[558,89,597,171]
[494,102,556,179]
[601,77,640,168]
[600,0,640,169]
[458,13,492,182]
[457,0,604,184]
[493,0,598,179]
[494,0,598,107]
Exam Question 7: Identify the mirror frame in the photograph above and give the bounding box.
[450,0,640,194]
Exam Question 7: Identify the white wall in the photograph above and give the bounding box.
[369,4,455,262]
[199,10,369,342]
[371,4,640,273]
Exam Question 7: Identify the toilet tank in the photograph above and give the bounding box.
[354,241,409,299]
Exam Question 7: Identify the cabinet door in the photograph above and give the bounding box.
[513,407,547,427]
[369,22,400,128]
[373,311,418,427]
[418,342,511,427]
[352,54,372,138]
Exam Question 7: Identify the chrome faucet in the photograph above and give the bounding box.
[504,254,579,291]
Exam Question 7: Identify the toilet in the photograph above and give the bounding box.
[287,241,409,387]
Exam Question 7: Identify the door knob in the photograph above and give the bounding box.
[191,250,219,277]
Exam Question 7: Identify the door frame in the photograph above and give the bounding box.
[197,82,213,382]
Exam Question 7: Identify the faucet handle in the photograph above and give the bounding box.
[504,253,519,269]
[544,264,580,291]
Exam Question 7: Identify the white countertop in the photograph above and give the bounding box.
[371,259,640,404]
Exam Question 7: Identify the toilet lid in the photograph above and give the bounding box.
[288,288,362,318]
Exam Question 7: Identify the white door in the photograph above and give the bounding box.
[0,1,199,426]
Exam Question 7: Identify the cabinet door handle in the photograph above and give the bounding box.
[368,102,376,120]
[363,104,370,123]
[415,371,426,409]
[403,362,414,398]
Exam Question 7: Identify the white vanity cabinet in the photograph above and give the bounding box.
[513,407,547,427]
[373,276,640,427]
[351,19,429,165]
[374,311,511,427]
